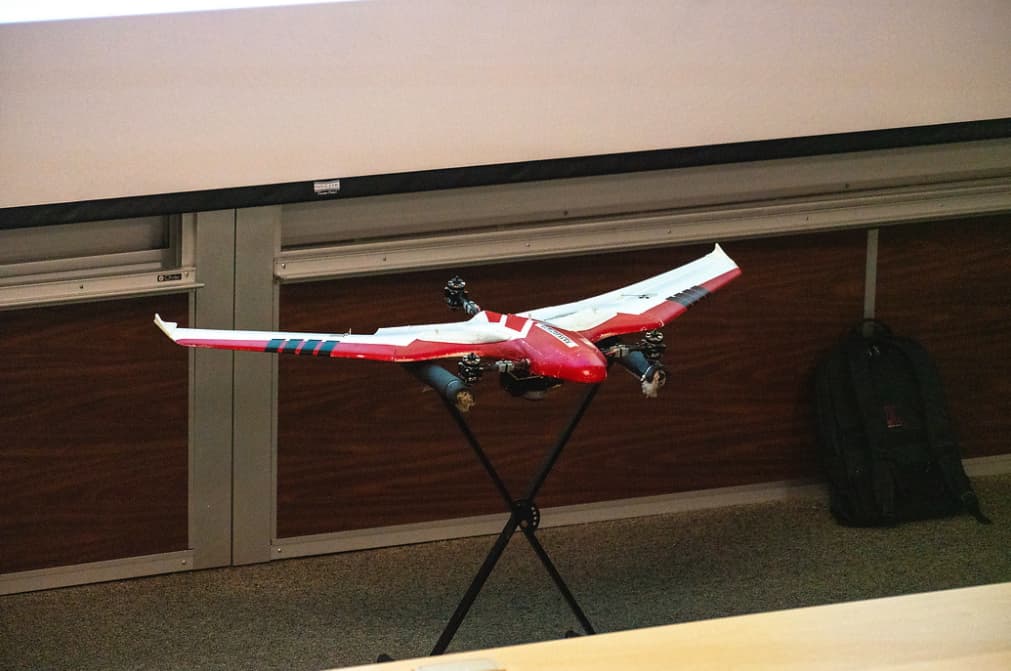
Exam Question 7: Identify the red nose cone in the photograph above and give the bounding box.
[548,337,608,383]
[578,362,608,383]
[520,319,611,384]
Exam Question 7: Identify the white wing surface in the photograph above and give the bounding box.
[520,244,740,341]
[154,311,529,362]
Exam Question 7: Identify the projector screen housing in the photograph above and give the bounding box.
[2,1,1010,225]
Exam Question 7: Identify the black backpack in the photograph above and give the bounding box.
[814,320,990,527]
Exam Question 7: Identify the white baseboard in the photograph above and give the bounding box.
[0,550,193,596]
[964,453,1011,477]
[4,455,1007,594]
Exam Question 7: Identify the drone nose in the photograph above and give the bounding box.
[578,361,608,383]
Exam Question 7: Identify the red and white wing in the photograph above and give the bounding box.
[519,244,740,342]
[154,312,528,362]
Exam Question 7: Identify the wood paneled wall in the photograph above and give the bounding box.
[0,295,189,573]
[876,216,1010,457]
[3,216,1006,574]
[276,230,869,537]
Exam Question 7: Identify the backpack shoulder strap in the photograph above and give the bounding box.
[843,332,897,523]
[885,336,992,524]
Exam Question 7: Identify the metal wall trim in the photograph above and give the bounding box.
[0,550,194,596]
[277,177,1011,282]
[280,138,1011,250]
[0,267,201,309]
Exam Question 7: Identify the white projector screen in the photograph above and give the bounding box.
[0,1,345,24]
[2,0,1010,211]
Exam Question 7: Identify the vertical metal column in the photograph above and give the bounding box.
[864,228,879,320]
[189,210,238,570]
[232,206,282,565]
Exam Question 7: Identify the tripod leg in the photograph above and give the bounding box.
[429,382,602,655]
[513,383,600,635]
[521,526,596,635]
[431,514,519,656]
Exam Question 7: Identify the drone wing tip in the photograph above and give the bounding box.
[153,313,178,340]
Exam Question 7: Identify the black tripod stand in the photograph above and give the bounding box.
[380,282,666,660]
[425,381,602,656]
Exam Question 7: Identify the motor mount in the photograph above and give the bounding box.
[458,352,484,384]
[639,329,666,361]
[444,276,481,315]
[598,333,668,398]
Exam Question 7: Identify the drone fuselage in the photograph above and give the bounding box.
[478,311,608,384]
[155,244,740,407]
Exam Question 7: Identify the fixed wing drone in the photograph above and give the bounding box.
[155,244,739,410]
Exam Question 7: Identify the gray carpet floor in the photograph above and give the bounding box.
[2,474,1009,671]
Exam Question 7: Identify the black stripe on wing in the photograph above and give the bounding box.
[667,285,710,308]
[265,337,342,355]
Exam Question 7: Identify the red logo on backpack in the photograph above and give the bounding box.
[883,404,904,429]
